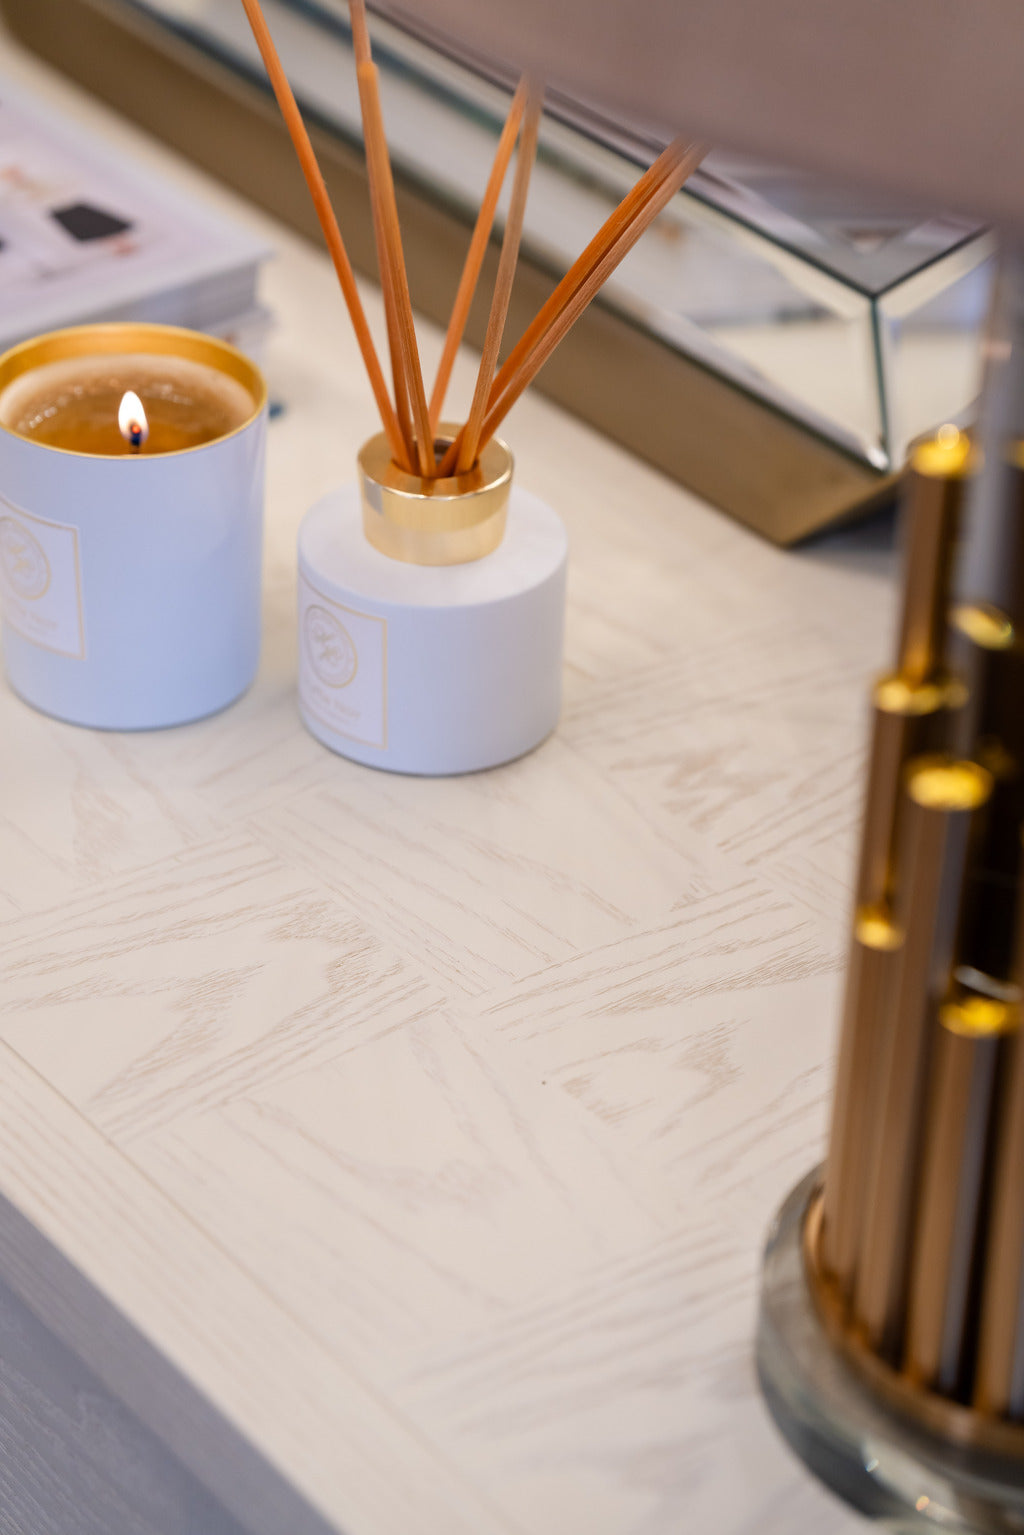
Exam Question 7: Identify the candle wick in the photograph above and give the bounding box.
[129,424,143,453]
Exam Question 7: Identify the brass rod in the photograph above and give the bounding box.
[975,918,1024,1416]
[851,682,956,918]
[904,1014,1002,1392]
[896,431,973,688]
[853,757,992,1359]
[950,725,1024,985]
[821,922,900,1295]
[949,459,1024,984]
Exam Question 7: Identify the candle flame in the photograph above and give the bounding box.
[118,390,149,447]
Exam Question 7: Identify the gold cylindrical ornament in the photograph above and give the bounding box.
[757,377,1024,1529]
[896,430,974,687]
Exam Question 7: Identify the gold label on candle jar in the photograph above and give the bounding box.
[298,572,386,749]
[0,499,84,659]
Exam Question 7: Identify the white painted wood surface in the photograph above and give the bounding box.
[0,34,897,1534]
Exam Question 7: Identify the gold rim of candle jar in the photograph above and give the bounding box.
[802,1184,1024,1458]
[358,426,512,566]
[0,322,267,458]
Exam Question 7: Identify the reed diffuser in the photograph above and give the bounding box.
[758,255,1024,1533]
[239,0,704,774]
[240,0,703,482]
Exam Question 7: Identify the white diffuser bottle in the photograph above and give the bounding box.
[297,429,567,775]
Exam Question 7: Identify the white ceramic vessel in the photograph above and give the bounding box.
[297,480,567,776]
[0,323,267,730]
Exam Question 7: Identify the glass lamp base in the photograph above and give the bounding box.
[757,1169,1024,1533]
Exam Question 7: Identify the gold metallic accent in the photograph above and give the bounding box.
[358,426,512,566]
[910,427,975,480]
[853,905,903,951]
[873,675,960,716]
[805,1188,1024,1456]
[810,391,1024,1447]
[951,601,1016,651]
[0,322,266,458]
[940,993,1019,1037]
[906,756,992,811]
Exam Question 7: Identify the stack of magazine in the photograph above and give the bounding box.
[0,71,271,356]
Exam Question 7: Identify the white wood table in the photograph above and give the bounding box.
[0,35,895,1535]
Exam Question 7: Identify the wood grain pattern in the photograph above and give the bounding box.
[0,834,446,1142]
[133,1008,664,1375]
[561,625,872,939]
[0,695,215,924]
[256,738,717,996]
[0,33,890,1535]
[395,1222,861,1535]
[0,1046,516,1535]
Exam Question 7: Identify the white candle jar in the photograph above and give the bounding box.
[0,322,267,730]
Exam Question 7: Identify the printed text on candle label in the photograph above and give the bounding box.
[0,500,85,659]
[298,572,387,749]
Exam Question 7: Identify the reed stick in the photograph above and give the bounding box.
[237,0,406,467]
[357,60,435,475]
[384,268,415,467]
[350,0,435,474]
[428,79,528,433]
[487,143,691,414]
[348,0,410,466]
[438,138,705,475]
[456,83,542,473]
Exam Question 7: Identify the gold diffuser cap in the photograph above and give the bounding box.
[358,427,512,566]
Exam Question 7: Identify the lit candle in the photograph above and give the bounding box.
[0,351,255,455]
[0,322,267,730]
[117,391,148,454]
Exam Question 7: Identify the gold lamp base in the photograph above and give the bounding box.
[803,1189,1024,1463]
[759,1172,1024,1535]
